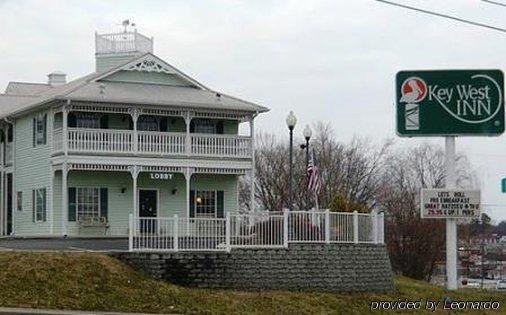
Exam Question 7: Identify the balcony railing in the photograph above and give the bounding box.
[57,128,252,159]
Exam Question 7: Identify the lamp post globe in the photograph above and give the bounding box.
[286,111,297,211]
[286,110,297,130]
[303,125,312,141]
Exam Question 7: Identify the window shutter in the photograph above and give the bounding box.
[32,118,36,147]
[216,121,224,134]
[217,191,224,218]
[32,190,35,222]
[68,187,76,222]
[68,113,77,128]
[42,189,47,222]
[189,120,195,133]
[7,125,13,142]
[190,190,195,218]
[100,188,108,220]
[42,114,47,145]
[160,117,168,132]
[100,114,109,129]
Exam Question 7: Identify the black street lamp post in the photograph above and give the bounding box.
[286,111,297,211]
[300,125,312,210]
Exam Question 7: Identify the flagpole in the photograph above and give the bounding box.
[314,191,319,211]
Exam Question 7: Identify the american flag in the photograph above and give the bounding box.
[307,148,321,194]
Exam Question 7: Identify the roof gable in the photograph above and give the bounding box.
[95,53,208,89]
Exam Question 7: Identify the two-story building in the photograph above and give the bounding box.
[0,29,267,237]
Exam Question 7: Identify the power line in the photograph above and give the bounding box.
[376,0,506,34]
[482,0,506,8]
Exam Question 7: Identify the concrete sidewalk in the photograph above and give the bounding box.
[0,307,172,315]
[0,237,128,252]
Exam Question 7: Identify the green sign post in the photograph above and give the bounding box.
[396,70,504,136]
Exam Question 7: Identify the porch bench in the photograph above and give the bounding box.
[78,216,110,235]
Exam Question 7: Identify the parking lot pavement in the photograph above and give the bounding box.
[0,237,128,252]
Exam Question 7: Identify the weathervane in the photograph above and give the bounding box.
[121,19,136,33]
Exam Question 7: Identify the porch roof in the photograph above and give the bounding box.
[64,81,266,112]
[0,53,269,118]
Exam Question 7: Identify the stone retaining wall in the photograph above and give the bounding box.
[113,243,394,292]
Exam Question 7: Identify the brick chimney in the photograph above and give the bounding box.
[47,71,67,86]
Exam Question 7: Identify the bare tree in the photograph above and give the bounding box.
[378,143,476,280]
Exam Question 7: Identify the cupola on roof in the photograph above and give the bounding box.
[95,21,154,71]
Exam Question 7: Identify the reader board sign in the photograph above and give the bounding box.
[421,189,480,219]
[396,70,504,136]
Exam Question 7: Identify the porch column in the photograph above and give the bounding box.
[61,163,68,236]
[249,116,255,213]
[129,108,139,154]
[63,104,68,156]
[185,112,192,156]
[130,165,140,216]
[184,167,193,217]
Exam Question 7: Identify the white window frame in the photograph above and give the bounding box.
[138,116,161,132]
[16,191,22,211]
[34,114,46,146]
[34,188,46,222]
[194,119,217,134]
[76,113,101,129]
[194,190,217,218]
[76,187,101,221]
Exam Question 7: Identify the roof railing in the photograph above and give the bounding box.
[95,30,153,55]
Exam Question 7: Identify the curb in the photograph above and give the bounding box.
[0,307,171,315]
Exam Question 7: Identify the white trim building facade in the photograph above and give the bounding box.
[0,30,267,237]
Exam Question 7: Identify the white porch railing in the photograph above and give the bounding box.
[138,131,186,155]
[129,210,385,252]
[191,134,251,158]
[60,128,252,159]
[68,128,133,153]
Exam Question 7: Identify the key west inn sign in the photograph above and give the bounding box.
[397,70,504,136]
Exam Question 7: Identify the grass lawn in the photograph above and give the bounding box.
[0,252,504,314]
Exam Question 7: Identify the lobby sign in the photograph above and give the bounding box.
[149,172,174,180]
[420,189,480,219]
[396,70,504,136]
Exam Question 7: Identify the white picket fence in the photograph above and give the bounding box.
[128,210,385,252]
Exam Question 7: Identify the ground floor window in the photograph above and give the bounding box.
[76,187,100,220]
[191,190,224,218]
[68,187,108,222]
[16,191,22,211]
[33,188,46,222]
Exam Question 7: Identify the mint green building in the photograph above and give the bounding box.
[0,30,267,237]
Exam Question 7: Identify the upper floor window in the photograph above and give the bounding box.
[137,116,168,132]
[138,116,160,131]
[32,114,47,146]
[192,119,224,134]
[68,112,108,129]
[76,113,101,129]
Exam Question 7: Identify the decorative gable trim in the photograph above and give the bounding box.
[125,58,176,74]
[94,53,209,90]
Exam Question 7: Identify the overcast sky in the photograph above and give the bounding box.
[1,0,506,221]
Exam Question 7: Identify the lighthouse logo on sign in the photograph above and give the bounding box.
[400,77,427,130]
[401,77,428,103]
